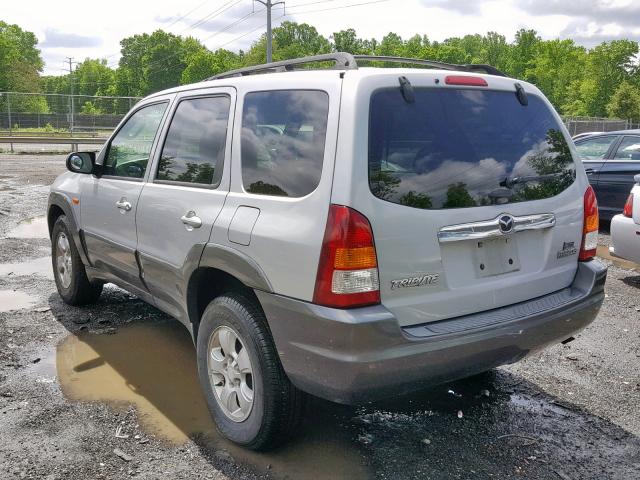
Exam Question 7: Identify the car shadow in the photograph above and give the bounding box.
[45,288,640,480]
[621,275,640,289]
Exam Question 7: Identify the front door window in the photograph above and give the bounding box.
[104,102,168,178]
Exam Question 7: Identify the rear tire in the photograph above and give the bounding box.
[51,215,103,305]
[196,292,305,451]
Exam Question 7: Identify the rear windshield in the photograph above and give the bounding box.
[368,88,576,209]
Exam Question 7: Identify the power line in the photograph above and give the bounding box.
[103,0,245,68]
[285,0,389,14]
[50,0,389,86]
[181,0,244,33]
[165,0,211,29]
[142,7,264,75]
[286,0,336,7]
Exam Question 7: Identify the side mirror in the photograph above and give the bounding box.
[66,152,95,174]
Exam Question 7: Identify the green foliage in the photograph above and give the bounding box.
[180,49,240,84]
[607,80,640,121]
[0,21,43,93]
[3,19,640,122]
[443,183,476,208]
[80,101,102,115]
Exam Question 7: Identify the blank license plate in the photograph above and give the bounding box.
[474,237,520,277]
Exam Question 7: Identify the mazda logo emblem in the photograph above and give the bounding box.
[499,214,514,234]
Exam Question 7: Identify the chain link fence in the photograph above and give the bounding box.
[1,92,640,150]
[0,92,141,136]
[563,116,640,137]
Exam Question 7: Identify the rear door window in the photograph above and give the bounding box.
[612,136,640,160]
[575,135,617,160]
[241,90,329,197]
[368,88,576,209]
[156,96,230,186]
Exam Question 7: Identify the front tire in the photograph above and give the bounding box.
[51,215,102,305]
[196,292,304,451]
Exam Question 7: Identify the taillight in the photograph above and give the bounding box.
[623,193,634,217]
[313,205,380,308]
[444,75,488,87]
[579,185,599,261]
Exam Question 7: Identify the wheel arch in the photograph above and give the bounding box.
[186,244,274,341]
[47,193,90,265]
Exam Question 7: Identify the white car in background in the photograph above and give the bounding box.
[610,174,640,264]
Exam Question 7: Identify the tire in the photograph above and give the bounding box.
[196,292,305,451]
[51,215,103,305]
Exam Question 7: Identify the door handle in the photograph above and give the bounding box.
[115,198,132,212]
[181,211,202,230]
[585,168,597,175]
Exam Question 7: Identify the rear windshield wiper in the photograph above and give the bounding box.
[500,172,564,188]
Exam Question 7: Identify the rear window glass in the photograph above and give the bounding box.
[368,88,576,209]
[241,90,329,197]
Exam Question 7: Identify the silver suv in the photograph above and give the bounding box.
[48,53,607,450]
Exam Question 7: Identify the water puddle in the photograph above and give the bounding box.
[48,320,370,479]
[0,289,38,312]
[6,216,49,239]
[597,245,640,271]
[0,256,53,279]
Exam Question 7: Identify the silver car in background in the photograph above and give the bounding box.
[48,53,607,450]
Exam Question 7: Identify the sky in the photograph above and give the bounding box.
[3,0,640,75]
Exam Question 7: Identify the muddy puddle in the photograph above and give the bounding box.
[597,245,639,271]
[6,216,49,239]
[0,256,52,279]
[43,320,371,480]
[0,289,38,312]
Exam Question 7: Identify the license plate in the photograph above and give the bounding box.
[474,237,520,277]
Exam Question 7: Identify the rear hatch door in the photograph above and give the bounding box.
[357,74,584,326]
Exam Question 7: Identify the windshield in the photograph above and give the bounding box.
[368,88,576,209]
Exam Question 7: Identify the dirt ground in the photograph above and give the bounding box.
[0,153,638,480]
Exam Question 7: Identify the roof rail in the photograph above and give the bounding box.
[206,52,357,80]
[353,55,506,77]
[205,52,506,81]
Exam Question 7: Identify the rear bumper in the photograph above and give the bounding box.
[610,214,640,264]
[256,260,607,404]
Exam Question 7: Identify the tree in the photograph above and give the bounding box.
[117,30,207,96]
[607,81,640,121]
[376,32,404,57]
[0,21,46,113]
[507,29,540,79]
[331,28,376,54]
[526,39,587,112]
[74,59,114,97]
[181,49,240,84]
[443,183,476,208]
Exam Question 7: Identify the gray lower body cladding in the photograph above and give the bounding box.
[257,260,607,404]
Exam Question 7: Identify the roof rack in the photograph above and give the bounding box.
[207,53,357,80]
[352,55,506,77]
[205,52,506,81]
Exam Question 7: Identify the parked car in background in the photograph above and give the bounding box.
[610,175,640,264]
[574,130,640,221]
[572,131,603,141]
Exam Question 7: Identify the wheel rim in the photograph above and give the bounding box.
[207,326,254,422]
[55,232,72,289]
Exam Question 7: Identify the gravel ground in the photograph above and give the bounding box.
[0,153,639,480]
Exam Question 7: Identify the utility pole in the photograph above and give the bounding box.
[254,0,284,63]
[65,57,77,133]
